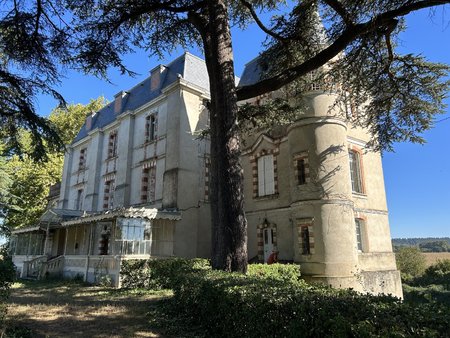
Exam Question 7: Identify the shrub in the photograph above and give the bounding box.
[120,258,210,289]
[247,263,304,285]
[154,259,449,337]
[395,247,426,280]
[422,259,450,288]
[122,258,450,337]
[166,268,449,337]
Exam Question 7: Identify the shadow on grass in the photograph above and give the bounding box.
[6,279,181,338]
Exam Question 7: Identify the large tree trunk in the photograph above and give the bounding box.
[193,0,247,272]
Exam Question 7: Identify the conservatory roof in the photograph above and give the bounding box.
[11,226,43,234]
[61,206,182,226]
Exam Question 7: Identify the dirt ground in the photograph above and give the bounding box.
[6,280,172,338]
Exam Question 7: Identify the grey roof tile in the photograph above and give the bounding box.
[72,52,209,144]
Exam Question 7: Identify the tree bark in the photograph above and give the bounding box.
[191,0,247,272]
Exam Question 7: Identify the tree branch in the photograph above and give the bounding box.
[322,0,353,26]
[237,0,450,100]
[240,0,287,42]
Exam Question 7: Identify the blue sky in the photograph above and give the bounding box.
[34,7,450,239]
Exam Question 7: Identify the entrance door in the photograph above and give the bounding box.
[57,229,66,256]
[263,228,274,262]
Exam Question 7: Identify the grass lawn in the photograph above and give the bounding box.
[5,280,175,338]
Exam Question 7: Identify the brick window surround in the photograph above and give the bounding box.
[293,152,310,185]
[78,148,87,170]
[103,175,116,210]
[256,220,277,262]
[348,145,365,194]
[250,148,280,198]
[108,131,118,158]
[141,161,156,204]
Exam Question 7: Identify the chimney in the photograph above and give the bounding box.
[150,65,166,91]
[114,91,127,114]
[86,111,95,132]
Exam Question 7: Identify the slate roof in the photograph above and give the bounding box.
[238,55,265,88]
[72,52,209,144]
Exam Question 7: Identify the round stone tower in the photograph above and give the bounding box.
[288,86,362,290]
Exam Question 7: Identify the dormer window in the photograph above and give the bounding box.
[145,114,157,142]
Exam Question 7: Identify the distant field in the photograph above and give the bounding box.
[423,252,450,266]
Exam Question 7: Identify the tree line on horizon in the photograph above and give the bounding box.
[392,237,450,253]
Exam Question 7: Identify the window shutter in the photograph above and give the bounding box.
[258,156,265,196]
[264,155,275,195]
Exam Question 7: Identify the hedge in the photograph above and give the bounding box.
[121,259,450,337]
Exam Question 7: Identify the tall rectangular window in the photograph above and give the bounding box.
[141,166,156,204]
[349,150,363,193]
[145,114,157,142]
[103,180,115,210]
[75,189,83,210]
[355,218,364,252]
[301,226,311,255]
[257,154,275,196]
[108,131,118,158]
[79,148,87,170]
[297,159,306,185]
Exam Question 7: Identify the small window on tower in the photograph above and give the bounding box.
[355,218,364,252]
[301,226,310,255]
[297,159,306,185]
[349,149,364,193]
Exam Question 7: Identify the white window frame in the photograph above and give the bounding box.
[257,154,275,196]
[145,114,157,142]
[355,218,364,252]
[349,150,363,193]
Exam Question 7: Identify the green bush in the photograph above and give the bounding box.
[120,258,210,289]
[122,258,449,337]
[167,268,450,337]
[403,283,450,306]
[419,259,450,289]
[395,247,426,280]
[247,263,304,285]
